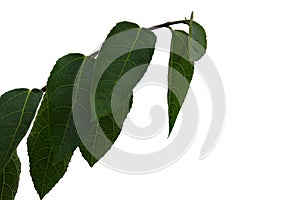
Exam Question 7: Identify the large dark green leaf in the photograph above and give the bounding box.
[95,22,156,118]
[167,15,207,136]
[46,53,86,161]
[77,22,156,165]
[95,21,156,156]
[0,88,43,170]
[0,152,21,200]
[27,94,72,199]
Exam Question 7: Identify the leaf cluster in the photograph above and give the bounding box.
[0,12,206,199]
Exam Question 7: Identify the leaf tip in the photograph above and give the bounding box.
[190,11,194,21]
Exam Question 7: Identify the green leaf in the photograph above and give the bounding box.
[78,22,156,165]
[95,21,156,156]
[0,88,43,171]
[0,152,21,200]
[27,94,72,199]
[168,30,194,136]
[189,12,207,61]
[95,21,156,118]
[167,14,207,137]
[46,53,86,161]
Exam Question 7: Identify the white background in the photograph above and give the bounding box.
[1,0,300,199]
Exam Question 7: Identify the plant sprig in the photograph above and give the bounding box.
[0,12,207,200]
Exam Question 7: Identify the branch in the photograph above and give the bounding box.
[148,19,189,30]
[41,19,190,91]
[89,19,190,58]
